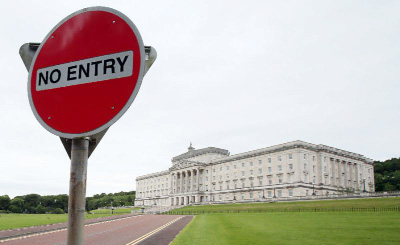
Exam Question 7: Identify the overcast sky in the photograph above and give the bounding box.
[0,0,399,198]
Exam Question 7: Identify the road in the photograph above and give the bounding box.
[0,215,193,245]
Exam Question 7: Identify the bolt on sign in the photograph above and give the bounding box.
[28,7,146,139]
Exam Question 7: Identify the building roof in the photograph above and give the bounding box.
[171,146,230,162]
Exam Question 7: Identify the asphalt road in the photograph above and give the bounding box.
[0,215,192,245]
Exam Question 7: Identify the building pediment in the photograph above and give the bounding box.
[172,146,230,163]
[169,160,205,171]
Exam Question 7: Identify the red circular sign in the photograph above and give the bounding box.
[28,7,145,139]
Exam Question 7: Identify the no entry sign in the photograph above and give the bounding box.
[28,7,145,138]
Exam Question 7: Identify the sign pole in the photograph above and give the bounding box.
[67,137,89,245]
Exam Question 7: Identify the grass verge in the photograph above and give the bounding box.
[0,208,136,231]
[172,212,400,245]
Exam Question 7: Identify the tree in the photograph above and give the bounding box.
[0,195,10,211]
[374,158,400,191]
[9,197,24,213]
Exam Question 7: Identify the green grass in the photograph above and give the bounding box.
[172,197,400,213]
[0,211,131,231]
[172,198,400,245]
[0,207,141,230]
[172,212,400,245]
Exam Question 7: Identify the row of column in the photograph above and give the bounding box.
[171,169,201,194]
[328,159,360,189]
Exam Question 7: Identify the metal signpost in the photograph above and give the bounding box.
[19,7,156,245]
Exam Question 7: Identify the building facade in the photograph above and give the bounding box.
[135,141,374,207]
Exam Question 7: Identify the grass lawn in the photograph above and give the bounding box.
[90,208,138,214]
[172,212,400,245]
[172,197,400,213]
[0,209,136,231]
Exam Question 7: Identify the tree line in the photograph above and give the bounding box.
[0,191,135,214]
[374,158,400,192]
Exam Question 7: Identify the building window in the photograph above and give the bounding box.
[289,153,293,160]
[304,164,307,170]
[250,181,254,188]
[250,192,253,199]
[306,190,309,196]
[206,170,208,174]
[242,171,245,177]
[278,190,282,197]
[226,183,229,189]
[278,165,282,171]
[313,177,316,184]
[278,176,283,184]
[242,182,245,188]
[234,182,237,189]
[226,173,229,179]
[213,169,215,173]
[250,162,253,167]
[268,167,272,173]
[289,164,293,170]
[269,179,272,185]
[324,166,327,172]
[259,179,263,186]
[250,170,253,176]
[219,195,222,201]
[242,163,245,168]
[288,189,293,197]
[220,175,222,180]
[268,158,272,163]
[220,167,222,171]
[213,176,216,181]
[206,185,208,191]
[234,172,237,178]
[313,165,316,173]
[259,160,262,165]
[241,194,245,200]
[278,156,282,161]
[268,191,272,198]
[258,192,262,198]
[324,156,326,162]
[206,176,208,181]
[313,156,315,161]
[289,175,293,183]
[226,194,229,200]
[258,168,262,174]
[234,164,237,169]
[304,154,306,160]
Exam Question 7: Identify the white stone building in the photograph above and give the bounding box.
[135,141,374,207]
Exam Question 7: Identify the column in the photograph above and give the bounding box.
[181,172,184,193]
[197,169,200,191]
[337,160,342,187]
[170,173,173,194]
[354,163,359,190]
[343,161,348,188]
[191,170,194,193]
[331,158,336,186]
[187,170,190,192]
[349,163,353,189]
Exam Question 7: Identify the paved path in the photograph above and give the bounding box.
[0,215,193,245]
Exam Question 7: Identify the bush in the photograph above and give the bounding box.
[53,208,65,214]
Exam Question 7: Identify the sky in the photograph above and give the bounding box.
[0,0,399,198]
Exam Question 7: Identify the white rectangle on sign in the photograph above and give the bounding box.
[36,50,133,91]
